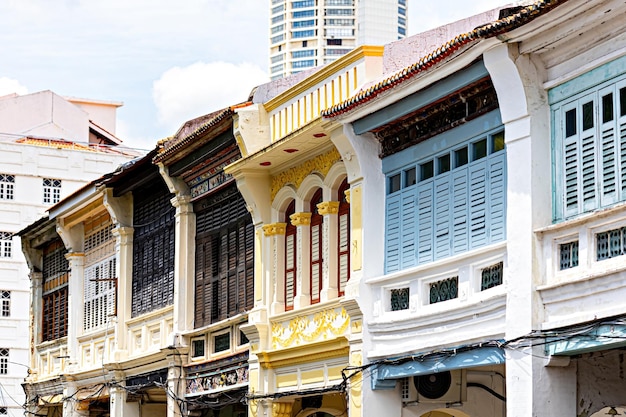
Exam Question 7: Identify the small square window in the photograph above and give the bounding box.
[472,139,487,161]
[388,174,401,194]
[404,168,416,187]
[582,101,594,131]
[1,291,9,317]
[213,332,230,353]
[239,330,249,346]
[602,93,614,123]
[437,154,450,174]
[420,161,433,181]
[191,339,205,358]
[454,147,468,168]
[491,131,505,153]
[565,108,577,137]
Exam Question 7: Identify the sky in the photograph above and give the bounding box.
[0,0,512,151]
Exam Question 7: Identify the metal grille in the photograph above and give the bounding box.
[390,287,409,311]
[559,241,579,270]
[0,348,7,374]
[42,240,69,342]
[84,219,116,331]
[131,183,175,317]
[0,232,11,258]
[42,178,61,204]
[429,277,458,304]
[1,291,9,317]
[481,262,504,290]
[597,227,626,261]
[0,174,14,200]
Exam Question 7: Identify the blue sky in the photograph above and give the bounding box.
[0,0,512,151]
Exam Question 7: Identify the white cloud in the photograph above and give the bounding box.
[0,77,28,96]
[153,61,268,132]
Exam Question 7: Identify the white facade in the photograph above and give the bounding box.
[0,91,137,417]
[269,0,406,79]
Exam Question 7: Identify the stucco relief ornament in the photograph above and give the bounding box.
[270,148,341,200]
[271,307,350,348]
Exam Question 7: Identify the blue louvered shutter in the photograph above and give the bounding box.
[469,160,488,249]
[385,193,401,273]
[600,86,618,206]
[562,101,580,218]
[579,95,599,213]
[400,187,417,269]
[488,152,506,242]
[451,169,469,254]
[434,174,451,260]
[417,181,433,264]
[618,81,626,200]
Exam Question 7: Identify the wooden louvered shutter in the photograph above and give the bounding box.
[310,189,323,304]
[244,222,254,310]
[285,200,296,310]
[337,179,350,296]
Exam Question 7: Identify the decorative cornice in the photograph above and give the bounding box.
[257,338,349,369]
[270,148,341,200]
[317,201,340,215]
[290,212,311,227]
[263,223,286,236]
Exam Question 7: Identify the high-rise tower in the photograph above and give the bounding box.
[269,0,407,79]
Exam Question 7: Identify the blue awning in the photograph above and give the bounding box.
[371,346,506,390]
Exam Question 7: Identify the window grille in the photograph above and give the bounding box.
[0,174,15,200]
[1,291,9,317]
[84,219,116,331]
[429,277,458,304]
[42,239,68,342]
[481,262,503,290]
[0,349,7,374]
[338,179,350,295]
[597,227,626,260]
[390,288,409,311]
[194,187,254,328]
[43,178,61,204]
[213,333,230,353]
[559,241,579,270]
[131,182,175,317]
[0,232,11,258]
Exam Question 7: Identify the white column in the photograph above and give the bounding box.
[62,379,88,417]
[111,226,133,360]
[319,201,339,301]
[109,371,140,417]
[265,223,286,316]
[291,212,311,309]
[65,252,84,369]
[170,194,195,335]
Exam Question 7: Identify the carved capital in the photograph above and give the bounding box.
[263,223,286,236]
[317,201,339,215]
[344,189,350,204]
[290,212,311,226]
[272,402,294,417]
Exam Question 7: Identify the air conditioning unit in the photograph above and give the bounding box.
[401,370,467,404]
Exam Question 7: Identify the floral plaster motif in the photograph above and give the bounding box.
[271,307,350,349]
[270,148,341,200]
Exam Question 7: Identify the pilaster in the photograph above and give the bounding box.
[170,194,195,335]
[318,201,339,301]
[264,223,286,315]
[111,226,133,359]
[290,212,311,309]
[65,251,84,368]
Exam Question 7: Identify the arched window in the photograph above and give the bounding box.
[285,200,297,311]
[310,189,323,304]
[338,178,350,296]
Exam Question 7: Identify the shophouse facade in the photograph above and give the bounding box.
[322,0,626,416]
